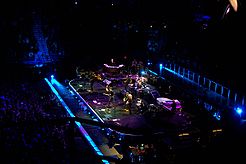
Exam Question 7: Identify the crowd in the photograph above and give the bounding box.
[0,74,75,163]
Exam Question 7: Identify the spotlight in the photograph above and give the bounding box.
[236,107,243,115]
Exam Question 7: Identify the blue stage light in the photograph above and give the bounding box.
[236,107,243,115]
[141,70,146,75]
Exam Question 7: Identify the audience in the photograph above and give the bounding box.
[0,76,73,163]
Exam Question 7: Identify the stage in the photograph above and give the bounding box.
[69,63,201,143]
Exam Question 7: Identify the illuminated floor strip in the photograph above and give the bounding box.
[44,78,110,164]
[164,67,195,84]
[69,80,105,123]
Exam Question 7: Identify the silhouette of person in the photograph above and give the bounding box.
[106,84,114,107]
[90,72,102,92]
[171,100,176,111]
[124,92,133,114]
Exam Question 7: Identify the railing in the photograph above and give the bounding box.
[163,63,245,109]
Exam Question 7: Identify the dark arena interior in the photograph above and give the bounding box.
[0,0,246,163]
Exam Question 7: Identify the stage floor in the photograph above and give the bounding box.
[69,70,199,138]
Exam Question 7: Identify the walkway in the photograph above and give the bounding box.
[149,67,246,123]
[45,77,123,163]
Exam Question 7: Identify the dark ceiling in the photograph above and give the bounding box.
[0,0,245,66]
[0,0,245,92]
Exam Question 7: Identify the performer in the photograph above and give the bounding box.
[123,92,133,114]
[136,77,143,89]
[131,59,138,74]
[171,99,177,112]
[137,60,144,75]
[123,75,132,91]
[110,58,116,66]
[76,66,81,78]
[136,98,146,114]
[106,84,114,107]
[90,72,102,92]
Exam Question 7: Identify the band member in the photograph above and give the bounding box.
[136,98,146,114]
[131,59,138,74]
[137,60,144,75]
[171,100,177,111]
[110,58,116,66]
[136,77,143,89]
[123,92,133,114]
[76,66,81,78]
[90,72,102,92]
[106,84,114,107]
[105,83,112,93]
[124,75,132,91]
